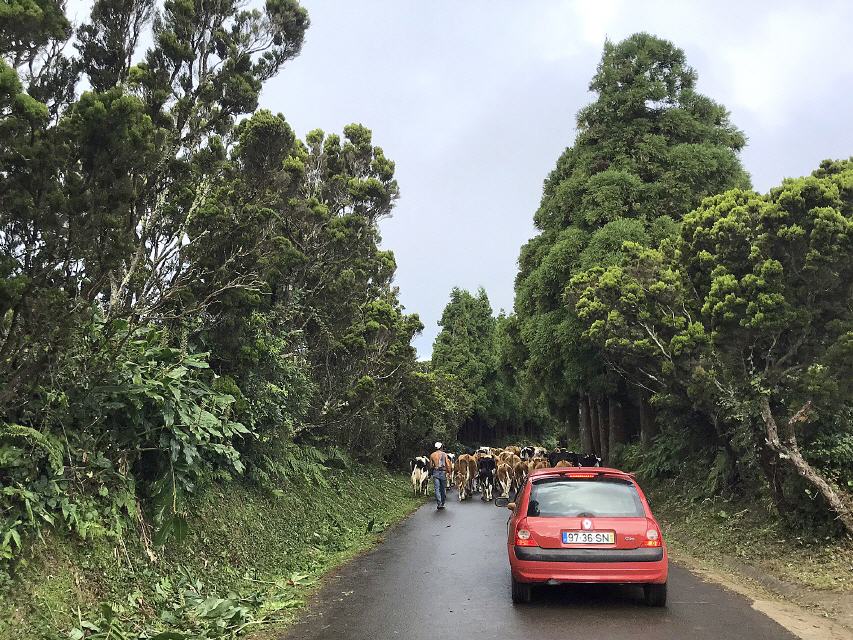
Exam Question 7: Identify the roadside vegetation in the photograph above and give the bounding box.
[1,0,444,636]
[0,463,421,639]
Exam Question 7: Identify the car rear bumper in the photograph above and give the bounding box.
[510,546,668,584]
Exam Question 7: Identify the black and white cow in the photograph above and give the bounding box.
[519,446,535,461]
[477,455,497,501]
[410,456,430,495]
[547,449,580,468]
[579,453,602,467]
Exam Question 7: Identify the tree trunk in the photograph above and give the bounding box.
[608,395,626,456]
[757,440,789,514]
[597,397,609,463]
[565,398,579,447]
[578,392,593,454]
[588,394,601,457]
[639,394,657,443]
[759,397,853,536]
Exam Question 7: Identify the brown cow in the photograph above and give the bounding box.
[513,460,530,493]
[530,457,549,472]
[454,454,473,500]
[466,454,478,496]
[554,459,574,468]
[496,462,513,498]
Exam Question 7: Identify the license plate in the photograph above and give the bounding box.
[562,530,615,544]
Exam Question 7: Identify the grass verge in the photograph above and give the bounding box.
[0,465,424,639]
[649,480,853,629]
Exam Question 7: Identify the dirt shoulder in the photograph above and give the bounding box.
[669,545,853,640]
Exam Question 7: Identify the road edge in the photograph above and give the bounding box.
[669,548,853,640]
[246,495,429,639]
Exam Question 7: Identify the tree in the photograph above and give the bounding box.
[512,32,749,460]
[0,0,310,419]
[432,288,496,416]
[573,159,853,534]
[431,288,552,444]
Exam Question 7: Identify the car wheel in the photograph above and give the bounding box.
[643,582,667,607]
[511,577,532,604]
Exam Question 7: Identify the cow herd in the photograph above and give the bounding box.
[409,446,603,502]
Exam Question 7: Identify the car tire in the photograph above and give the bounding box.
[511,577,532,604]
[643,582,667,607]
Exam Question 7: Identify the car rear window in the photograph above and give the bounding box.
[527,478,645,517]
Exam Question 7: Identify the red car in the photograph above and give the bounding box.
[495,467,668,606]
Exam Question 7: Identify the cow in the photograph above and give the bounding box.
[513,460,530,493]
[529,457,549,472]
[410,456,430,495]
[477,455,497,501]
[476,446,491,455]
[498,451,521,469]
[548,449,580,468]
[454,454,477,501]
[504,445,521,456]
[466,455,478,495]
[533,446,548,459]
[446,452,457,489]
[496,462,513,498]
[519,446,535,461]
[554,459,573,468]
[579,453,602,467]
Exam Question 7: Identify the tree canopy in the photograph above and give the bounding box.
[511,32,750,457]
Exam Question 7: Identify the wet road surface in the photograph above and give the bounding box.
[282,495,796,640]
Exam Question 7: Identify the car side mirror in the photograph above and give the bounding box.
[494,497,509,507]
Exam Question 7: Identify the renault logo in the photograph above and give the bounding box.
[582,518,592,530]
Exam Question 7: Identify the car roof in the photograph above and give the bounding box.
[528,467,635,481]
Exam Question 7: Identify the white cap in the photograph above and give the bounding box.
[435,441,443,449]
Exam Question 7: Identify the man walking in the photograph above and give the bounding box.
[429,442,452,509]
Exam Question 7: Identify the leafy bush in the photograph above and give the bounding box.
[0,319,256,565]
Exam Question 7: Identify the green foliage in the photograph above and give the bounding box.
[512,32,749,429]
[507,31,851,535]
[573,159,853,532]
[1,466,421,639]
[431,288,496,417]
[0,0,451,594]
[430,288,554,444]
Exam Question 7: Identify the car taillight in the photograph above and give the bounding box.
[644,528,661,547]
[515,520,538,547]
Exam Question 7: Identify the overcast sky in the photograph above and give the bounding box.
[66,0,853,357]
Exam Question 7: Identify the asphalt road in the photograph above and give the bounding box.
[282,493,797,640]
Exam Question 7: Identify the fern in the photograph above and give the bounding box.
[253,443,352,489]
[0,423,64,473]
